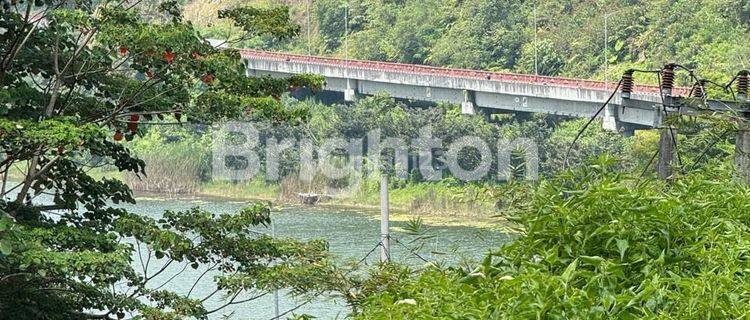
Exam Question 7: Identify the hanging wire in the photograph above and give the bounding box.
[265,239,386,320]
[677,70,750,174]
[686,128,731,172]
[639,148,660,178]
[390,236,431,264]
[639,66,749,178]
[265,231,445,320]
[563,79,622,169]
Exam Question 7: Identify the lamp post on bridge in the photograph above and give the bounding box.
[533,2,538,76]
[604,12,616,92]
[307,0,312,55]
[342,1,357,102]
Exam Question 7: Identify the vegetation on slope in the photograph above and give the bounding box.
[187,0,750,85]
[0,1,331,319]
[354,159,750,319]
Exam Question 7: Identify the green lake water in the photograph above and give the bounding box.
[119,196,511,319]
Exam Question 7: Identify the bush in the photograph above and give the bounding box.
[355,157,750,319]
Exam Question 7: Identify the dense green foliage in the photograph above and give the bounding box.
[2,0,745,318]
[127,93,737,219]
[126,94,643,207]
[0,1,331,319]
[190,0,749,85]
[355,159,750,319]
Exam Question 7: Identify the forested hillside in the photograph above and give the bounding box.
[3,1,749,319]
[186,0,750,84]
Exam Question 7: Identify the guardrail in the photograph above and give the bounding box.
[240,49,690,96]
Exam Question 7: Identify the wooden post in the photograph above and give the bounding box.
[657,128,676,180]
[380,174,390,263]
[735,128,750,184]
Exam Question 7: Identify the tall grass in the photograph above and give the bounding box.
[123,126,211,195]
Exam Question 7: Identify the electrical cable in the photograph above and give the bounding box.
[563,80,622,169]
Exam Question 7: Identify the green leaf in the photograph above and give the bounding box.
[0,240,12,255]
[616,239,629,261]
[580,255,605,267]
[561,258,578,284]
[614,39,624,51]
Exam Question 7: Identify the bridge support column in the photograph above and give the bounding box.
[657,128,677,180]
[461,90,476,115]
[602,104,618,132]
[735,126,750,184]
[345,79,358,102]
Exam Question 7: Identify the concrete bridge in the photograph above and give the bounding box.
[237,47,750,181]
[238,48,731,134]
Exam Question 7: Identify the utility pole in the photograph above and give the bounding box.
[307,0,312,55]
[379,174,390,263]
[604,13,609,91]
[657,129,676,180]
[656,64,677,180]
[533,2,538,76]
[344,2,349,64]
[736,125,750,184]
[271,220,280,318]
[343,1,356,101]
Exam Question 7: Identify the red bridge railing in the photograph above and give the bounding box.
[240,49,689,96]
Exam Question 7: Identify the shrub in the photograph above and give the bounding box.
[355,157,750,319]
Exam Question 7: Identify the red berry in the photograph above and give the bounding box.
[163,51,175,64]
[146,70,154,79]
[201,74,215,84]
[57,146,64,154]
[113,131,124,141]
[191,51,201,59]
[129,114,140,122]
[118,46,128,56]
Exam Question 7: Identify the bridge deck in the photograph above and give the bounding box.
[239,49,688,96]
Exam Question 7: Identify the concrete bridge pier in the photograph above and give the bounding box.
[461,90,476,115]
[602,104,618,132]
[345,78,358,102]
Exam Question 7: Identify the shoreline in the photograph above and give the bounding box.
[132,186,511,231]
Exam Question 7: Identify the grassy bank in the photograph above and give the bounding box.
[200,177,501,216]
[47,165,508,226]
[198,177,508,229]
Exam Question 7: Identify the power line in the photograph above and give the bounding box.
[563,79,623,168]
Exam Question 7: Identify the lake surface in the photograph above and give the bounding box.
[122,196,512,319]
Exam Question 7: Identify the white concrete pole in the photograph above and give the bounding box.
[344,2,349,67]
[604,13,610,91]
[380,174,390,263]
[271,220,280,318]
[307,0,312,55]
[343,1,356,101]
[533,2,538,76]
